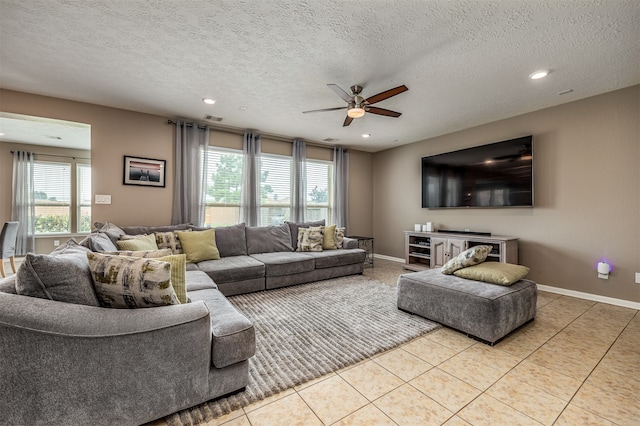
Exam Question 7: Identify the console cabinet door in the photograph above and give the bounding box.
[430,237,468,267]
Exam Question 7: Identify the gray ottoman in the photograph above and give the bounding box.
[397,269,537,344]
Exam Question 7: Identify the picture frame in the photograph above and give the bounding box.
[123,156,166,187]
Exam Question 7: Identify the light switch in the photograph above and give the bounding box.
[95,194,112,204]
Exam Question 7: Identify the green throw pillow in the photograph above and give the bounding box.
[322,224,337,250]
[453,262,530,286]
[115,233,158,251]
[158,254,187,304]
[87,252,180,308]
[175,229,220,263]
[441,245,492,274]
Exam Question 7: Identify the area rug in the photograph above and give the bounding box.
[165,275,439,425]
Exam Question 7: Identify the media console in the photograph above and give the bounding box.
[404,231,519,272]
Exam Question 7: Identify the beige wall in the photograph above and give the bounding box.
[0,89,374,251]
[373,85,640,303]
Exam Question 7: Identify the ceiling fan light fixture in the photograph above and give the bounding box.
[347,106,365,118]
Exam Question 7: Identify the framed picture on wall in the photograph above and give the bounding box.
[123,156,166,187]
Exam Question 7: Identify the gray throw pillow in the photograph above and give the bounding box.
[214,223,248,257]
[94,222,126,244]
[246,224,293,254]
[15,239,99,306]
[120,223,192,236]
[286,220,326,251]
[79,232,118,252]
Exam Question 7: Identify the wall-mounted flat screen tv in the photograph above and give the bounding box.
[422,135,533,208]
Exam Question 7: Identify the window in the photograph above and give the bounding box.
[34,161,71,234]
[77,163,92,233]
[203,148,244,227]
[306,160,333,223]
[33,160,91,235]
[204,147,334,227]
[259,154,291,226]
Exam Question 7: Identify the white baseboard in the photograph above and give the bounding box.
[373,254,405,263]
[372,254,639,310]
[536,284,640,310]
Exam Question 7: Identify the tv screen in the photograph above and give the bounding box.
[421,136,533,208]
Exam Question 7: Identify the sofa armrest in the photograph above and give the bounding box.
[343,237,359,249]
[0,292,212,426]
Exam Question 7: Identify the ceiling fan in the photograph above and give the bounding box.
[303,84,408,127]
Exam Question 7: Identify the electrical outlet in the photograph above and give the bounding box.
[636,272,640,284]
[53,240,60,247]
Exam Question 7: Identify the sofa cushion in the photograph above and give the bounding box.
[197,255,265,284]
[286,220,325,251]
[246,224,293,254]
[15,239,99,306]
[175,229,220,263]
[185,270,218,292]
[250,252,315,277]
[212,223,248,257]
[79,232,118,252]
[87,252,180,308]
[119,223,192,236]
[0,275,17,294]
[188,287,256,368]
[116,234,159,251]
[453,262,530,286]
[296,226,324,252]
[303,248,366,269]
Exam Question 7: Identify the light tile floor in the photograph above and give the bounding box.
[153,258,640,426]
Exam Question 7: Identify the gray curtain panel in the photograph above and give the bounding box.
[240,132,261,227]
[171,121,210,226]
[291,139,307,223]
[333,147,349,230]
[11,150,35,254]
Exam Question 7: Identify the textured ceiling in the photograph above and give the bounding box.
[0,0,638,152]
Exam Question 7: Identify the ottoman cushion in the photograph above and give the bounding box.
[397,269,536,343]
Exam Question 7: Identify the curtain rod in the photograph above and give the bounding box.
[10,150,90,160]
[167,119,336,149]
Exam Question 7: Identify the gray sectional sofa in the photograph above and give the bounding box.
[0,221,365,425]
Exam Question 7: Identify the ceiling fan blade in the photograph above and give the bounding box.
[365,85,408,105]
[302,106,347,114]
[366,106,402,117]
[343,116,354,127]
[327,84,353,103]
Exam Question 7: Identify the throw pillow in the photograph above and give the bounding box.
[87,252,180,308]
[335,227,346,249]
[322,224,337,250]
[441,245,492,275]
[158,254,188,304]
[246,224,294,254]
[453,262,530,286]
[175,229,220,263]
[297,226,324,252]
[155,230,189,254]
[94,222,126,244]
[211,223,247,257]
[115,234,159,251]
[15,239,99,306]
[285,220,325,251]
[103,249,173,258]
[79,232,118,252]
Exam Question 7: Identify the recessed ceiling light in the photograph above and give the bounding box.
[362,134,371,138]
[529,70,549,80]
[239,106,248,111]
[202,97,216,105]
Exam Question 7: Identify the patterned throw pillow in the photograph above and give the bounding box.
[155,230,189,254]
[297,226,324,252]
[87,252,180,308]
[334,227,346,249]
[115,234,159,251]
[441,245,492,275]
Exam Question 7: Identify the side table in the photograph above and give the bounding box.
[346,236,374,267]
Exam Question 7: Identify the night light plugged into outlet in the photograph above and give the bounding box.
[597,261,611,279]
